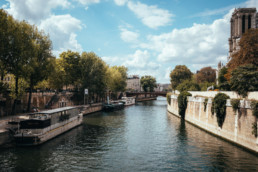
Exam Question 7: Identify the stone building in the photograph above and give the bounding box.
[228,8,258,60]
[126,75,141,92]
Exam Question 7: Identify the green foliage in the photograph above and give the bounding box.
[79,52,108,99]
[231,99,241,113]
[252,122,257,138]
[250,100,258,118]
[59,50,80,86]
[218,67,230,91]
[203,98,208,112]
[166,92,172,105]
[0,82,9,97]
[211,98,215,115]
[212,93,230,128]
[178,91,192,119]
[107,66,128,93]
[176,80,200,92]
[140,75,157,92]
[10,76,28,100]
[230,64,258,98]
[170,65,192,90]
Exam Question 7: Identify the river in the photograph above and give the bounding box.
[0,97,257,171]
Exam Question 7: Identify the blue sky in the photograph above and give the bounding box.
[1,0,257,83]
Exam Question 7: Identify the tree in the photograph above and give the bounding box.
[0,15,33,114]
[26,28,54,112]
[230,64,258,98]
[218,67,230,91]
[106,66,128,93]
[48,58,65,90]
[59,50,80,88]
[196,66,216,83]
[170,65,192,90]
[140,75,157,92]
[227,29,258,71]
[176,80,200,92]
[79,52,108,102]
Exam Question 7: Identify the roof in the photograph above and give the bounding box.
[36,106,77,114]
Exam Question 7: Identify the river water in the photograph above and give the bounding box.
[0,97,257,171]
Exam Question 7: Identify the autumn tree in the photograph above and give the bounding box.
[170,65,192,90]
[227,29,258,71]
[140,75,157,92]
[196,66,216,83]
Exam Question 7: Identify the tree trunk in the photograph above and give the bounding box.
[27,78,33,112]
[11,76,19,115]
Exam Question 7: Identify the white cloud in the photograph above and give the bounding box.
[39,15,83,57]
[5,0,83,58]
[6,0,70,24]
[123,50,150,68]
[140,12,231,71]
[114,0,128,6]
[76,0,100,5]
[245,0,258,8]
[120,28,139,43]
[127,1,173,29]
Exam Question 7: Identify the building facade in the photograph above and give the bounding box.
[228,8,258,60]
[126,75,141,92]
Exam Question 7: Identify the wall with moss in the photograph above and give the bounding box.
[167,95,258,153]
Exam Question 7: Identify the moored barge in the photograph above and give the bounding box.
[14,107,83,146]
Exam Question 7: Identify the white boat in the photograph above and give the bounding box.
[121,97,135,106]
[14,107,83,146]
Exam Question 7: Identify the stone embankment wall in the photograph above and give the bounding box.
[0,92,75,116]
[167,94,258,153]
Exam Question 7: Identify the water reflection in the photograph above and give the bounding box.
[0,97,257,171]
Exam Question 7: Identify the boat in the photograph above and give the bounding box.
[14,107,83,146]
[103,102,124,112]
[121,97,135,106]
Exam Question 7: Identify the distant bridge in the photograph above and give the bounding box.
[126,91,167,98]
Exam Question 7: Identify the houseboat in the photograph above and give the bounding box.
[14,107,83,146]
[103,102,124,112]
[121,97,135,106]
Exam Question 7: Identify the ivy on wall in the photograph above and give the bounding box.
[250,100,258,117]
[211,93,230,128]
[203,98,208,112]
[178,91,192,119]
[250,100,258,138]
[231,99,241,113]
[166,92,172,105]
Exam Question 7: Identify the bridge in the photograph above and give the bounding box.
[126,91,167,98]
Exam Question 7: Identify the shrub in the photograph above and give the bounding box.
[231,99,241,113]
[203,98,208,112]
[178,91,192,119]
[166,92,172,105]
[212,93,230,128]
[176,80,200,92]
[252,122,257,138]
[250,100,258,118]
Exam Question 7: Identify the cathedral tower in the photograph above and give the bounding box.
[228,8,257,60]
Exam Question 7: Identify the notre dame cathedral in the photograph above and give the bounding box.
[228,8,258,60]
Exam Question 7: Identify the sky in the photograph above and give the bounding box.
[1,0,258,83]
